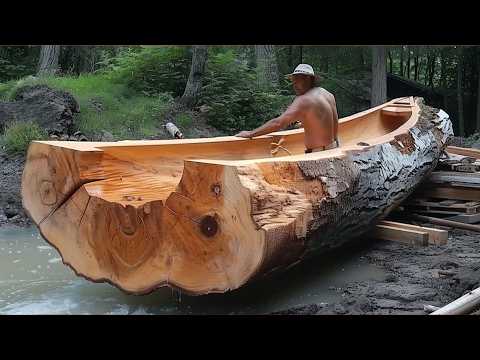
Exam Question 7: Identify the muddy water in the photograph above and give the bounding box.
[0,226,386,315]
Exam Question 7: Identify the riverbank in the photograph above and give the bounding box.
[272,227,480,315]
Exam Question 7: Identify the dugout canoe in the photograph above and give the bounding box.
[21,97,453,295]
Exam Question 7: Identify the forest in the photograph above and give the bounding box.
[1,45,479,154]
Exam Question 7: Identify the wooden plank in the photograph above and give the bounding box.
[379,221,448,245]
[446,146,480,160]
[429,171,480,185]
[410,209,465,216]
[407,198,480,210]
[373,225,429,246]
[445,213,480,224]
[405,203,479,214]
[450,164,480,173]
[411,214,480,232]
[442,152,476,164]
[450,182,480,188]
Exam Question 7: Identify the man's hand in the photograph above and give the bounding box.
[234,130,253,138]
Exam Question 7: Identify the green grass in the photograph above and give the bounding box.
[175,112,193,129]
[1,74,175,140]
[1,121,47,154]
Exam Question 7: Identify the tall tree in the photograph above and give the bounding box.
[428,50,436,88]
[406,46,411,79]
[457,47,465,136]
[180,45,208,108]
[440,48,447,88]
[371,46,387,106]
[388,50,393,73]
[414,47,419,81]
[400,46,404,77]
[255,45,279,89]
[37,45,60,76]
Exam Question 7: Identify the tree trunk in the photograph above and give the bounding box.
[180,45,208,108]
[428,51,436,89]
[371,46,387,106]
[21,98,453,295]
[287,46,293,69]
[400,46,404,77]
[37,45,61,76]
[358,47,365,70]
[440,49,447,88]
[414,49,419,81]
[406,46,411,79]
[457,47,465,137]
[255,45,279,89]
[388,51,393,73]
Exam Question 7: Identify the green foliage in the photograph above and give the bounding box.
[108,47,191,97]
[2,73,174,140]
[0,46,39,82]
[175,113,193,129]
[200,50,293,133]
[0,80,17,100]
[1,121,47,154]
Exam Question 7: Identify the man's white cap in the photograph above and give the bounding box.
[287,64,319,79]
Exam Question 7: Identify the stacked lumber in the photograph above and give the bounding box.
[374,146,480,244]
[401,146,480,228]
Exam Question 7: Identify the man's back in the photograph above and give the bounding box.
[299,87,339,150]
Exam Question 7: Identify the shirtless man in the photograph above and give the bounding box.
[235,64,339,153]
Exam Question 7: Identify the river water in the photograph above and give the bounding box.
[0,226,386,315]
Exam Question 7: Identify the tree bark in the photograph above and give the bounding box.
[255,45,279,89]
[287,46,293,69]
[457,47,465,137]
[406,46,411,79]
[428,50,436,89]
[37,45,61,76]
[180,45,208,108]
[440,49,447,88]
[371,46,387,106]
[388,51,393,73]
[400,46,404,77]
[21,98,453,295]
[414,48,419,81]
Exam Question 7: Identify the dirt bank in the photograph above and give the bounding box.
[272,226,480,315]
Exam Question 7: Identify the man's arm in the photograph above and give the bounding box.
[235,97,305,138]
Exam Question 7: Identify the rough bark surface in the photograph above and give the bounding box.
[180,45,208,108]
[237,101,453,277]
[255,45,279,89]
[37,45,61,76]
[371,46,387,106]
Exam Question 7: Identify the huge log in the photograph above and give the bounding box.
[22,97,453,295]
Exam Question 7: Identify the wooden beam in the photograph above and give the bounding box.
[373,224,429,246]
[431,286,480,315]
[411,214,480,232]
[446,146,480,160]
[446,213,480,224]
[379,220,448,245]
[429,171,480,185]
[416,185,480,201]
